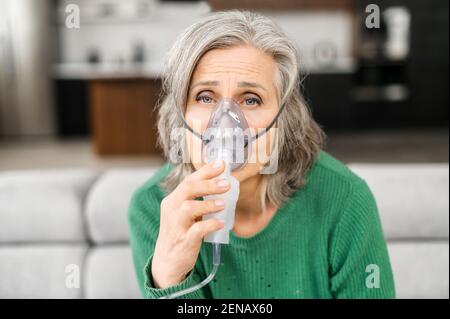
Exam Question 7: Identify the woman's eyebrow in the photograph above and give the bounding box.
[190,80,267,92]
[190,80,219,90]
[237,81,267,92]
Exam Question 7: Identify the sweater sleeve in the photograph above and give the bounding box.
[128,184,209,299]
[329,180,396,299]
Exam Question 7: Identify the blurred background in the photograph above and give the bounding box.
[0,0,448,299]
[0,0,448,167]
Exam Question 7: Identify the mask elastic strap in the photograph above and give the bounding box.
[249,102,287,143]
[182,120,203,140]
[181,102,287,146]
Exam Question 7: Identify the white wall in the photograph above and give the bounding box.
[57,0,211,65]
[57,0,354,73]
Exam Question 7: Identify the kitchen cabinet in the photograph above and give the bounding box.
[89,78,161,155]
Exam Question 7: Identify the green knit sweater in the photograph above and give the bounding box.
[128,151,395,299]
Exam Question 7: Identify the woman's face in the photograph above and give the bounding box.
[185,45,280,182]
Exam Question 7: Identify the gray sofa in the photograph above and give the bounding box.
[0,164,448,298]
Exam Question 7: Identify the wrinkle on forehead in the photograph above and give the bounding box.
[190,46,279,100]
[196,60,269,77]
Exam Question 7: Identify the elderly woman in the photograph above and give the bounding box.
[128,11,395,299]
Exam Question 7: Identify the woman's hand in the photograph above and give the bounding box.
[151,160,230,289]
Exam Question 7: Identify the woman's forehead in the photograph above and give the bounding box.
[190,46,278,94]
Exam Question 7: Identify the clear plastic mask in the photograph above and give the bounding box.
[182,97,286,172]
[200,98,251,171]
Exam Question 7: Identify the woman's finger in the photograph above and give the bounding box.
[186,218,225,243]
[187,160,225,182]
[178,199,226,225]
[175,176,231,201]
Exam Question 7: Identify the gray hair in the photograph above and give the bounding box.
[157,10,325,210]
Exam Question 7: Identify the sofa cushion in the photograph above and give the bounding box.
[388,241,449,299]
[85,169,157,244]
[0,245,87,298]
[0,170,98,243]
[349,164,449,239]
[84,245,141,299]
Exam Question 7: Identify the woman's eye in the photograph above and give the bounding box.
[243,97,262,107]
[196,95,214,104]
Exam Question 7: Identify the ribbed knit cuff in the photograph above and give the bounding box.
[143,255,204,299]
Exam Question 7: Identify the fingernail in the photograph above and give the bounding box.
[214,199,225,207]
[217,179,229,188]
[212,160,223,169]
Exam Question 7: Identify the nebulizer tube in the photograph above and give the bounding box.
[159,243,222,299]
